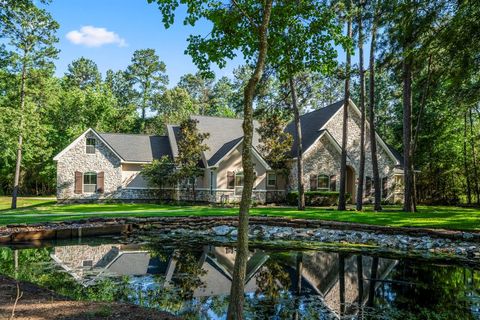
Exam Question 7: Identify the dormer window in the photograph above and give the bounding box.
[86,138,96,154]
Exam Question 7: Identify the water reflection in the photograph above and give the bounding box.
[0,239,479,319]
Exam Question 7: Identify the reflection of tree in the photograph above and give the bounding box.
[255,256,291,299]
[370,260,480,320]
[171,250,207,299]
[0,247,133,302]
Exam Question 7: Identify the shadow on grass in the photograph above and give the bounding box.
[0,200,57,213]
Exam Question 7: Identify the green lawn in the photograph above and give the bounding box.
[0,196,479,231]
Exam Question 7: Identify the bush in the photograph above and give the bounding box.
[286,191,350,206]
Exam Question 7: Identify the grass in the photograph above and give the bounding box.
[0,196,479,231]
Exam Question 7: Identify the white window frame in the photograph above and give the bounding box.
[234,172,244,196]
[86,138,96,154]
[267,172,277,187]
[83,172,97,193]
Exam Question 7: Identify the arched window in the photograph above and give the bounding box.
[83,172,97,193]
[317,174,330,191]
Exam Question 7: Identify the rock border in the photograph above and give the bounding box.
[1,216,479,243]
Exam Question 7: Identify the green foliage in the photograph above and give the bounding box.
[176,118,209,183]
[64,57,101,89]
[257,113,292,172]
[141,156,176,189]
[126,48,168,126]
[286,191,350,206]
[150,87,197,134]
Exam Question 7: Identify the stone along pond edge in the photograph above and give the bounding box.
[0,216,479,262]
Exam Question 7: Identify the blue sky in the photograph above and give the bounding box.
[42,0,353,87]
[43,0,242,86]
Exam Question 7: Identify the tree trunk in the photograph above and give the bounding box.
[226,1,272,318]
[402,57,415,212]
[339,253,346,316]
[367,256,379,308]
[290,76,305,211]
[338,6,352,211]
[368,13,382,211]
[357,254,364,312]
[356,7,366,211]
[464,112,472,204]
[11,50,28,209]
[469,108,480,204]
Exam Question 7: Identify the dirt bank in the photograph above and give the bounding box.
[0,276,177,320]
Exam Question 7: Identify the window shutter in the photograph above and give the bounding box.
[330,175,337,191]
[309,175,317,191]
[97,171,105,193]
[74,171,82,194]
[227,171,234,189]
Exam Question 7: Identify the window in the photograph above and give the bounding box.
[382,177,388,199]
[317,174,330,191]
[235,172,244,196]
[235,172,244,187]
[365,176,372,196]
[86,138,96,154]
[267,173,277,187]
[82,260,93,267]
[83,172,97,193]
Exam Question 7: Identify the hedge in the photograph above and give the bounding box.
[286,191,351,206]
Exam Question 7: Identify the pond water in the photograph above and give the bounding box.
[0,235,479,320]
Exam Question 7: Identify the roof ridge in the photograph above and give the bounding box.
[99,132,168,138]
[299,100,344,118]
[191,114,243,120]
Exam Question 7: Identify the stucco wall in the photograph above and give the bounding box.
[122,163,149,188]
[216,144,267,190]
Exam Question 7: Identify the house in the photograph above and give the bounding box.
[54,99,404,204]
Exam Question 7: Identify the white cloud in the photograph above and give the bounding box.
[66,26,127,47]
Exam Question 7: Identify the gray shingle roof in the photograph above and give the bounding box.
[284,100,344,157]
[187,115,261,167]
[386,143,404,168]
[98,133,172,162]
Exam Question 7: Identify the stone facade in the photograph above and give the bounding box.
[56,131,123,202]
[289,103,403,203]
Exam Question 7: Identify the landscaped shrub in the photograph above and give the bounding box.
[286,191,350,206]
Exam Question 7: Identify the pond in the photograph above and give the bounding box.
[0,235,479,320]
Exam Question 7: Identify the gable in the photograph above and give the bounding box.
[284,100,344,157]
[53,128,123,162]
[285,99,401,166]
[167,115,264,168]
[54,128,172,164]
[216,140,271,171]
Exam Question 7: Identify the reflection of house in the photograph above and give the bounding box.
[50,244,152,285]
[164,246,270,297]
[54,99,404,204]
[297,252,397,316]
[51,243,397,318]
